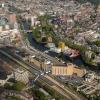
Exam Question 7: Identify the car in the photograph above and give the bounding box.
[32,55,35,58]
[62,61,66,64]
[45,71,49,74]
[41,73,44,76]
[44,50,49,53]
[46,60,51,64]
[35,73,38,75]
[15,50,20,53]
[51,63,53,65]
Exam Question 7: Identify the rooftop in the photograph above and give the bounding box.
[0,66,7,80]
[0,19,8,26]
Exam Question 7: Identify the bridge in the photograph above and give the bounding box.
[20,30,33,33]
[23,30,32,33]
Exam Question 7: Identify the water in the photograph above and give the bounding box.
[28,32,48,52]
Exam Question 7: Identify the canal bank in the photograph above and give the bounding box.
[28,32,84,65]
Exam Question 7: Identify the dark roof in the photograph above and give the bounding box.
[0,66,7,80]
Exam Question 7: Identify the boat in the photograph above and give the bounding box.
[63,50,80,58]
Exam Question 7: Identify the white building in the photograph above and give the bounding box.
[50,47,61,53]
[14,68,29,84]
[0,29,23,47]
[31,16,37,26]
[85,72,95,82]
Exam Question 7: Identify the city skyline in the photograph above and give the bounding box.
[0,0,99,100]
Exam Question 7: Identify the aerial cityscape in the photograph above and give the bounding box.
[0,0,100,100]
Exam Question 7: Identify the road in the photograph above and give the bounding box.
[0,49,85,100]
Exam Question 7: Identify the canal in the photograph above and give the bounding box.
[23,21,99,71]
[23,21,84,66]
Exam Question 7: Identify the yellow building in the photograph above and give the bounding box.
[66,63,74,75]
[58,42,65,51]
[52,66,67,76]
[52,63,86,77]
[73,67,86,77]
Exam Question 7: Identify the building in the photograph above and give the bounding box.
[0,59,14,85]
[97,6,100,13]
[52,63,86,77]
[31,16,37,26]
[46,43,55,48]
[50,47,61,53]
[0,73,13,86]
[0,17,9,31]
[58,42,65,51]
[47,36,53,43]
[9,14,16,24]
[29,56,44,70]
[0,29,23,47]
[85,72,95,82]
[84,50,93,59]
[52,66,67,76]
[29,56,51,72]
[14,68,29,84]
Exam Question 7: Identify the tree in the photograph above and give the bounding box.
[12,81,25,91]
[4,81,26,91]
[93,40,100,47]
[34,89,46,100]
